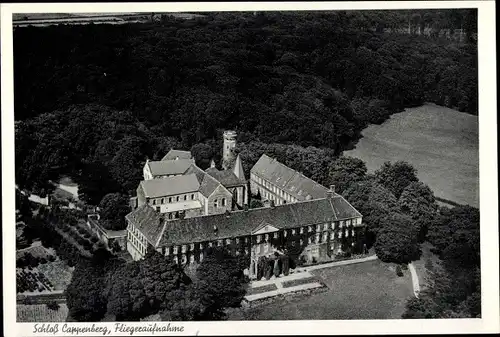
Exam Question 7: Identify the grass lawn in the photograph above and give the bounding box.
[228,260,414,320]
[17,303,68,322]
[344,104,478,207]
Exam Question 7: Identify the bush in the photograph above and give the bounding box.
[396,265,404,277]
[39,257,47,264]
[401,263,408,270]
[48,255,56,262]
[46,301,60,311]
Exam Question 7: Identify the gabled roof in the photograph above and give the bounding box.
[125,204,165,245]
[153,195,362,247]
[139,174,200,198]
[205,168,245,188]
[185,164,226,198]
[251,154,328,201]
[147,158,194,177]
[161,149,192,161]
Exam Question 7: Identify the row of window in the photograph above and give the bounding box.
[213,197,227,208]
[174,247,249,265]
[164,237,248,255]
[254,230,354,253]
[127,231,147,256]
[151,193,196,206]
[161,223,359,256]
[252,174,302,199]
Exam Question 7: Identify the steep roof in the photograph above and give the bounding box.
[139,174,200,198]
[161,149,192,161]
[233,154,246,181]
[147,159,194,177]
[205,168,245,188]
[153,195,362,247]
[251,154,328,201]
[125,204,165,245]
[185,164,224,198]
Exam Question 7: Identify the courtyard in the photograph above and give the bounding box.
[228,259,414,320]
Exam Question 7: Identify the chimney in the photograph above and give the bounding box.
[210,159,216,168]
[326,186,335,199]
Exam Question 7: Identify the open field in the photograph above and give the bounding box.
[17,304,68,322]
[228,260,414,320]
[344,104,479,207]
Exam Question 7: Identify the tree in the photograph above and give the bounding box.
[193,247,248,320]
[191,143,213,170]
[98,193,130,230]
[374,212,421,264]
[250,198,264,209]
[375,161,419,198]
[343,177,400,246]
[66,258,109,321]
[399,181,437,241]
[46,301,60,311]
[326,156,367,193]
[427,205,480,269]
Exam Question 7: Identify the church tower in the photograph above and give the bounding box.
[222,130,237,170]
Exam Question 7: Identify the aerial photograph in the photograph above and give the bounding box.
[12,9,479,323]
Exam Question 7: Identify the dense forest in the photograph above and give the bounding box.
[14,10,477,200]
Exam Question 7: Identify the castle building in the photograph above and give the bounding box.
[128,131,249,258]
[125,185,363,276]
[250,154,328,205]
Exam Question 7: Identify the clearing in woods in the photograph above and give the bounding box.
[344,104,479,207]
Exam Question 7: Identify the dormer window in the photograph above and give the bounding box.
[191,194,195,200]
[176,196,180,202]
[184,195,187,201]
[182,245,186,253]
[214,199,218,208]
[226,238,231,245]
[222,198,226,207]
[273,232,278,239]
[190,243,194,251]
[264,234,269,241]
[152,199,156,205]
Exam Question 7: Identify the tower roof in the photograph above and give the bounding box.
[233,154,245,181]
